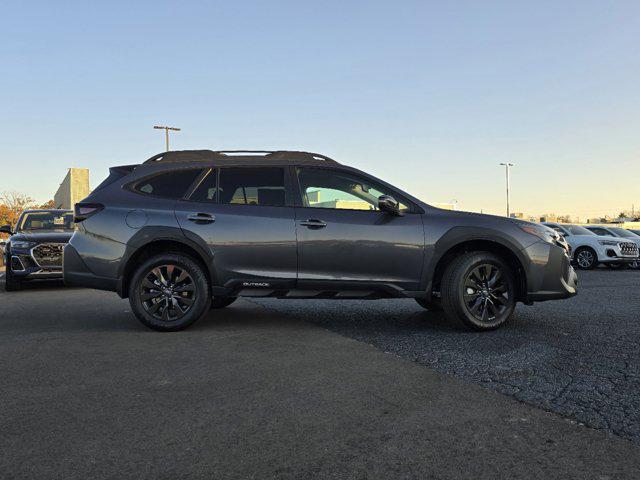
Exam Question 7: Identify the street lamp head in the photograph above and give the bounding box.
[499,162,515,166]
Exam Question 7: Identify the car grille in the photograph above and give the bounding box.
[32,243,65,267]
[620,242,639,257]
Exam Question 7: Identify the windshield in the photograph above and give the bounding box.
[566,225,596,236]
[18,212,74,231]
[608,227,638,238]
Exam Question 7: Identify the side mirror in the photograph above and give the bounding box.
[0,224,13,235]
[378,195,403,216]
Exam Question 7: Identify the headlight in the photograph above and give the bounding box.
[518,224,557,244]
[9,240,36,249]
[598,240,620,246]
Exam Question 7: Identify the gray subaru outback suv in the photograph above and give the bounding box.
[64,150,577,331]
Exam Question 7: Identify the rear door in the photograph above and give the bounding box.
[293,167,425,290]
[175,166,298,288]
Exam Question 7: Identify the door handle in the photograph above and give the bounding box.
[299,219,327,228]
[187,213,215,224]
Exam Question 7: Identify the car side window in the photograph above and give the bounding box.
[591,228,608,236]
[134,169,203,199]
[189,169,218,202]
[296,168,409,212]
[218,167,287,207]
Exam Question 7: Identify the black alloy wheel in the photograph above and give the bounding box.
[140,265,196,322]
[129,253,210,331]
[462,263,510,324]
[440,252,516,331]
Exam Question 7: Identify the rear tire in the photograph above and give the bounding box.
[210,297,237,309]
[574,247,598,270]
[128,253,210,331]
[440,252,516,331]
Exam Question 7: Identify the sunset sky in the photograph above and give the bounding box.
[1,1,639,219]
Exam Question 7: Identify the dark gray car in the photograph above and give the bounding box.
[64,150,577,331]
[2,209,74,290]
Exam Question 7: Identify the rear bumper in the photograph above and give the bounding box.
[523,242,578,302]
[63,244,119,292]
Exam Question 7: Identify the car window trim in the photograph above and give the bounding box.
[293,166,420,214]
[184,168,218,202]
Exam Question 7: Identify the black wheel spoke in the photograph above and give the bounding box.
[487,269,502,287]
[464,292,479,302]
[464,278,480,290]
[147,300,163,315]
[469,296,484,314]
[142,278,159,290]
[175,296,195,306]
[174,284,195,293]
[140,291,162,301]
[480,299,490,322]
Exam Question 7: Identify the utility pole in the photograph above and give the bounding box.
[153,125,181,151]
[499,163,514,217]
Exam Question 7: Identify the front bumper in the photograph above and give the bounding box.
[523,241,578,302]
[8,248,64,281]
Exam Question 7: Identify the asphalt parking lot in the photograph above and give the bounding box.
[1,268,640,479]
[258,269,640,444]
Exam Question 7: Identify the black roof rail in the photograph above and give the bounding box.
[143,149,339,164]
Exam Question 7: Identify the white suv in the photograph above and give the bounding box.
[584,226,640,269]
[542,223,639,270]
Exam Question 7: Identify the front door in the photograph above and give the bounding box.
[175,166,297,288]
[294,167,425,290]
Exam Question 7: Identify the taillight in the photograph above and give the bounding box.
[74,203,104,223]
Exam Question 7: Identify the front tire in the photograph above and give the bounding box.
[629,260,640,270]
[440,252,516,331]
[574,247,598,270]
[4,266,21,292]
[128,253,211,331]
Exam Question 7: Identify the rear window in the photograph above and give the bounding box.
[134,169,203,199]
[218,168,286,206]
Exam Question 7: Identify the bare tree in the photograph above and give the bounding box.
[0,191,35,229]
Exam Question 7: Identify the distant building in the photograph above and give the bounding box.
[54,168,90,209]
[539,214,558,223]
[509,212,524,219]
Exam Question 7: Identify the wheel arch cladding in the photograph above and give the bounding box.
[430,235,528,301]
[119,234,214,299]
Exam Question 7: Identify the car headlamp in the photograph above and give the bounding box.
[9,240,36,249]
[598,240,620,246]
[518,224,557,244]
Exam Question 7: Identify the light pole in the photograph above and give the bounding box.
[153,125,181,151]
[499,163,514,217]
